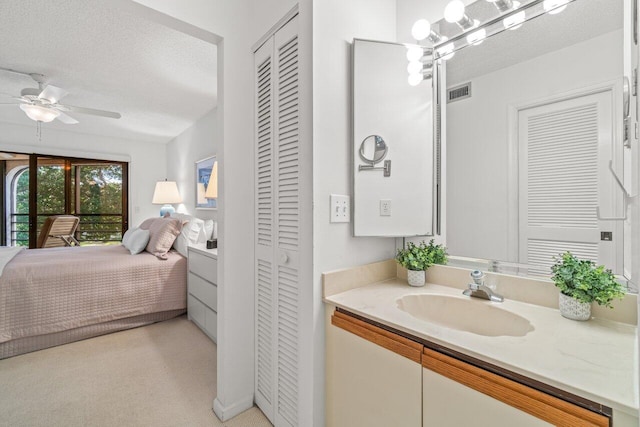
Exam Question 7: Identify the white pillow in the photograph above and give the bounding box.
[203,220,215,240]
[173,234,189,257]
[170,213,205,244]
[122,227,138,247]
[123,228,150,255]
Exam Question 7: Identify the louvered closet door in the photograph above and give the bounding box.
[518,90,623,273]
[254,36,276,424]
[254,14,300,427]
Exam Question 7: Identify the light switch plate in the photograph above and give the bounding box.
[380,199,391,216]
[330,194,350,223]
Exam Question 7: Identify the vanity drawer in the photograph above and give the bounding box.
[189,250,217,284]
[189,272,217,310]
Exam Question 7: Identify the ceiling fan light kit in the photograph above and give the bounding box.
[0,68,121,124]
[19,103,60,123]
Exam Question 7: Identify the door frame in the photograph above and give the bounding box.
[506,79,624,270]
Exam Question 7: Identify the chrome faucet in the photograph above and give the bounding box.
[463,270,504,302]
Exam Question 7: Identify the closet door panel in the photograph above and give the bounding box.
[254,37,276,424]
[273,15,300,427]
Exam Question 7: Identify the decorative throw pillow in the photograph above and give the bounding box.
[139,217,158,230]
[123,228,150,255]
[121,227,138,247]
[145,218,182,259]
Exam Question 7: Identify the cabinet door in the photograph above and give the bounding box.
[326,309,422,427]
[422,348,610,427]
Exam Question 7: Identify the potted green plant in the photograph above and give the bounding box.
[396,240,447,287]
[551,252,625,321]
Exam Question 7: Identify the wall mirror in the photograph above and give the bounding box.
[431,0,633,283]
[352,39,434,237]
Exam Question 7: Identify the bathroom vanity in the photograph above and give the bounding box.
[324,260,638,427]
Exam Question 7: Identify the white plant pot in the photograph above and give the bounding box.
[407,269,426,287]
[559,293,591,321]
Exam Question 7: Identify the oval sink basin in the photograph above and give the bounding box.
[397,294,534,337]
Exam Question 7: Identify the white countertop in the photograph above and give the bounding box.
[324,278,639,415]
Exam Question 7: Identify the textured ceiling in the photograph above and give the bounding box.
[0,0,217,144]
[443,0,623,85]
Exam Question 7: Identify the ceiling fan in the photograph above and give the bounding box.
[0,70,121,124]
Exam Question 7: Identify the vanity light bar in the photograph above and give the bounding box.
[432,0,576,60]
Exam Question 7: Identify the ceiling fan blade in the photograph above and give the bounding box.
[38,85,68,103]
[56,112,79,124]
[60,104,121,119]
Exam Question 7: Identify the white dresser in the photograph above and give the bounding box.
[187,246,218,342]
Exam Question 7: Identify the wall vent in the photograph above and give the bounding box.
[447,82,472,103]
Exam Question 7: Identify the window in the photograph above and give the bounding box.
[3,153,128,247]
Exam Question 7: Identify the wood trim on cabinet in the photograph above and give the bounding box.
[331,310,422,364]
[423,348,610,427]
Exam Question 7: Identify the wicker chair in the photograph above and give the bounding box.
[36,215,80,248]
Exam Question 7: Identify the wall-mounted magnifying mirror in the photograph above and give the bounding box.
[359,135,388,166]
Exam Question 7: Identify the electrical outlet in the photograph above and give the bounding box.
[330,194,350,223]
[380,199,391,216]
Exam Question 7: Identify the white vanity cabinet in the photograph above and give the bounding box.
[326,309,422,427]
[187,247,217,342]
[326,308,627,427]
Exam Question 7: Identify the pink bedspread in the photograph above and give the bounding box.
[0,245,186,343]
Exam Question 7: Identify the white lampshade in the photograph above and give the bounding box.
[205,162,218,199]
[20,104,60,123]
[152,180,182,204]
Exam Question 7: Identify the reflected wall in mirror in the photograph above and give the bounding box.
[438,0,631,279]
[352,39,434,237]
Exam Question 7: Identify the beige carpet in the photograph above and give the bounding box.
[0,316,272,427]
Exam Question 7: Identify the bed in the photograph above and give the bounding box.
[0,244,187,359]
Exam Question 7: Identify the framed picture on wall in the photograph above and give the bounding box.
[195,156,218,210]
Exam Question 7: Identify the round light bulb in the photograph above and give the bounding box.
[406,46,424,62]
[444,0,466,23]
[437,43,455,61]
[411,19,431,41]
[408,73,423,86]
[543,0,569,15]
[466,28,486,46]
[407,61,424,75]
[503,10,525,30]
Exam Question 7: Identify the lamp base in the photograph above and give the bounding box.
[159,205,175,217]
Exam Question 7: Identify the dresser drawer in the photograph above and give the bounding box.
[189,250,217,284]
[188,294,206,327]
[189,272,217,310]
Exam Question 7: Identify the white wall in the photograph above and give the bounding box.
[446,30,622,261]
[312,1,400,425]
[166,108,219,223]
[0,121,165,225]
